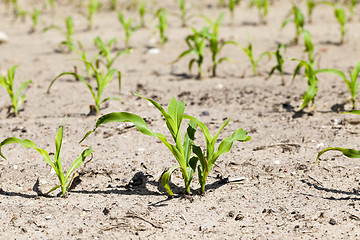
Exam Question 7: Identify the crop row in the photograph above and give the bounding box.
[1,0,360,199]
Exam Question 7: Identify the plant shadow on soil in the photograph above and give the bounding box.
[70,171,227,204]
[301,179,360,201]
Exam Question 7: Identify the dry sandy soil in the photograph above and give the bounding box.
[1,0,360,239]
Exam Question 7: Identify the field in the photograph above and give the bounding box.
[1,0,360,239]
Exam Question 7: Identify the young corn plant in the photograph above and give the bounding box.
[85,0,101,30]
[93,36,130,70]
[173,27,207,79]
[0,122,93,198]
[249,0,269,24]
[43,16,76,53]
[318,62,360,110]
[138,0,146,28]
[335,6,346,44]
[178,0,187,27]
[156,9,168,45]
[281,5,304,44]
[268,43,286,84]
[110,0,117,10]
[80,93,199,196]
[0,65,32,116]
[241,39,271,76]
[292,59,344,111]
[184,115,251,194]
[348,0,358,21]
[48,63,121,115]
[117,12,139,49]
[323,2,346,44]
[30,8,41,33]
[202,13,238,77]
[229,0,241,22]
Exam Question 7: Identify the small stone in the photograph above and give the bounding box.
[274,160,280,165]
[103,207,110,216]
[329,218,336,225]
[317,143,324,149]
[216,83,223,89]
[228,211,235,217]
[235,214,244,221]
[0,32,8,43]
[13,165,18,170]
[45,215,52,220]
[200,111,210,116]
[146,48,160,54]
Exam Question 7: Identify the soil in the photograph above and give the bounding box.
[1,0,360,239]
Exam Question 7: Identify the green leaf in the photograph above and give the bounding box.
[344,110,360,115]
[316,147,360,164]
[64,147,93,182]
[15,80,32,99]
[0,137,57,173]
[161,166,179,196]
[212,128,251,166]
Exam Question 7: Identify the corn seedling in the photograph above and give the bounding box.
[281,5,304,44]
[117,12,139,49]
[292,59,344,110]
[93,37,130,71]
[0,65,32,116]
[229,0,241,22]
[44,16,76,53]
[348,0,358,21]
[306,0,315,23]
[139,0,146,28]
[178,0,187,27]
[156,9,168,45]
[110,0,117,10]
[173,27,207,79]
[48,63,121,115]
[43,0,55,12]
[268,43,286,84]
[202,13,238,77]
[335,7,346,44]
[249,0,269,24]
[323,1,346,44]
[85,0,101,30]
[30,8,41,33]
[80,93,199,196]
[184,115,251,194]
[317,62,360,110]
[0,122,93,197]
[241,39,271,76]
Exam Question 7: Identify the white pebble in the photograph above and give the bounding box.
[274,160,280,165]
[216,83,224,89]
[0,32,8,43]
[317,143,324,149]
[45,215,52,220]
[146,48,160,54]
[13,165,18,170]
